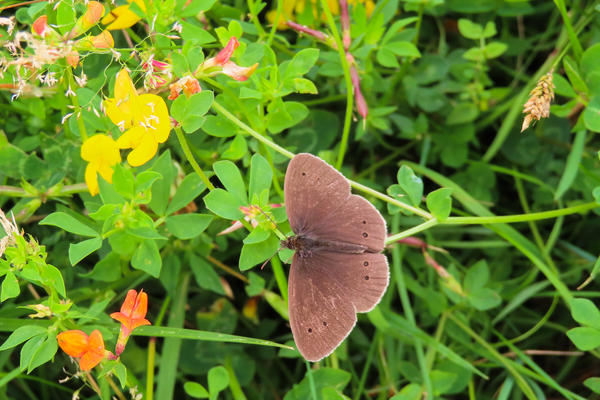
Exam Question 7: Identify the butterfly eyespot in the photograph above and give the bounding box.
[322,321,327,326]
[363,261,369,266]
[362,220,366,224]
[362,232,368,238]
[364,275,369,280]
[302,172,306,176]
[308,328,313,333]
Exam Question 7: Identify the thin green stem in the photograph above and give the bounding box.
[66,67,87,141]
[392,216,432,399]
[354,331,379,400]
[174,127,214,191]
[447,313,537,400]
[247,0,267,39]
[442,202,597,225]
[553,0,583,59]
[319,0,354,170]
[270,255,288,303]
[267,0,283,46]
[305,361,318,400]
[146,337,156,400]
[213,100,433,219]
[385,219,438,244]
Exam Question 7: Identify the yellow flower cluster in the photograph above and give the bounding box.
[268,0,375,28]
[81,69,170,196]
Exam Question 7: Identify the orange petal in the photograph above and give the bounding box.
[120,289,137,315]
[57,330,89,358]
[131,290,148,320]
[79,350,104,370]
[110,311,130,326]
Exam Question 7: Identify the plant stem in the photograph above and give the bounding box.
[270,255,288,303]
[267,0,283,46]
[146,337,156,400]
[174,127,214,190]
[319,0,354,170]
[553,0,583,60]
[106,375,126,400]
[66,67,87,141]
[392,215,432,399]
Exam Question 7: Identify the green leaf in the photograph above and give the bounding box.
[98,176,126,205]
[0,325,47,350]
[171,91,214,133]
[447,103,478,125]
[166,173,207,215]
[131,240,162,277]
[40,212,99,237]
[571,298,600,330]
[213,161,248,203]
[458,19,483,39]
[283,48,320,78]
[239,234,279,271]
[426,188,453,220]
[430,370,457,395]
[397,166,423,207]
[243,226,271,244]
[386,41,421,58]
[284,368,351,400]
[85,252,122,282]
[136,170,163,193]
[293,78,318,94]
[584,96,600,133]
[189,254,224,295]
[567,326,600,351]
[28,333,57,372]
[127,227,167,240]
[68,237,103,266]
[481,21,497,38]
[468,287,501,311]
[390,383,422,400]
[184,382,209,398]
[178,0,216,18]
[150,151,177,216]
[376,47,400,68]
[584,377,600,394]
[555,130,586,200]
[1,271,20,302]
[208,366,229,399]
[221,134,248,160]
[112,164,135,199]
[580,42,600,79]
[201,115,238,137]
[483,41,507,59]
[19,334,45,371]
[249,154,272,201]
[245,271,265,296]
[204,189,245,220]
[266,101,309,134]
[563,55,588,94]
[41,264,66,298]
[180,20,215,45]
[165,214,213,239]
[464,260,489,291]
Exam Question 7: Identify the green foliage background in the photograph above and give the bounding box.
[1,0,600,399]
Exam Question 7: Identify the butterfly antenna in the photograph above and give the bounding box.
[254,205,287,240]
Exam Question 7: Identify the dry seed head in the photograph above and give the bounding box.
[521,69,555,132]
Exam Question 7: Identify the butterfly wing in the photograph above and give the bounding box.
[288,251,389,361]
[284,153,386,252]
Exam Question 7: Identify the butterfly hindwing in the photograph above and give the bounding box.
[288,251,389,361]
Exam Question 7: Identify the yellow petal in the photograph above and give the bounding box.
[97,163,115,183]
[138,94,171,143]
[114,69,137,107]
[116,126,145,149]
[81,134,119,162]
[104,98,131,130]
[102,5,142,30]
[85,163,99,196]
[126,136,158,167]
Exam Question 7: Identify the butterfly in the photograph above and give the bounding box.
[281,153,389,361]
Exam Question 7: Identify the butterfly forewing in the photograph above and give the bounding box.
[284,154,386,251]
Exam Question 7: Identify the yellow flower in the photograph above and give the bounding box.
[102,0,146,30]
[81,134,121,196]
[267,0,374,28]
[104,69,170,167]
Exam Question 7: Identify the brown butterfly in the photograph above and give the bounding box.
[281,153,389,361]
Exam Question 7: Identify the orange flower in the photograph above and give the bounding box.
[199,37,258,82]
[57,330,108,371]
[110,289,151,355]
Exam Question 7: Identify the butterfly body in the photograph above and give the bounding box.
[284,153,389,362]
